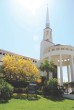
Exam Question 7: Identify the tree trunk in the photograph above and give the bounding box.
[46,71,49,81]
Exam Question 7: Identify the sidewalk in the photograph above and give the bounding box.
[63,94,74,100]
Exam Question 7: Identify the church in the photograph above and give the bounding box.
[0,6,74,92]
[40,6,74,92]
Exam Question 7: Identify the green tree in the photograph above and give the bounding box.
[39,60,56,81]
[0,65,4,78]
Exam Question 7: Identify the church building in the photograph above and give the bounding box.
[40,6,74,92]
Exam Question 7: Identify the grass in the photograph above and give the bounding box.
[0,96,74,110]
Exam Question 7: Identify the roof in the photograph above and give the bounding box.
[0,49,39,62]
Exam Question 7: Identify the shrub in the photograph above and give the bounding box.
[37,90,43,95]
[6,80,29,88]
[0,78,13,101]
[13,93,27,99]
[48,78,63,97]
[43,86,50,96]
[13,87,27,93]
[43,78,63,97]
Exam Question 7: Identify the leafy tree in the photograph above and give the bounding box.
[39,60,56,81]
[2,54,39,81]
[0,65,4,78]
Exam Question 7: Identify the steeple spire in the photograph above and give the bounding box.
[46,5,50,28]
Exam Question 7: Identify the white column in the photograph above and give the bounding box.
[59,54,63,86]
[57,66,60,85]
[67,65,70,82]
[70,55,74,82]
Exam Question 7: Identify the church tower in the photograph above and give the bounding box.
[40,6,55,60]
[44,6,52,42]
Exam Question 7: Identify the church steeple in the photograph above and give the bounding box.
[43,5,52,42]
[46,5,50,28]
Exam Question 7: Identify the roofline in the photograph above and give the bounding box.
[0,48,39,61]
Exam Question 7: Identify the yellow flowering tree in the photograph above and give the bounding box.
[2,54,39,81]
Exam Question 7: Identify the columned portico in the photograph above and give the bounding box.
[40,5,74,92]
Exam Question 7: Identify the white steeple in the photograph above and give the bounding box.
[43,5,52,42]
[46,5,50,28]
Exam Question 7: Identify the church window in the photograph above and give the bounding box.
[52,49,55,51]
[56,48,60,50]
[3,53,5,55]
[70,49,72,51]
[0,60,2,62]
[61,48,64,50]
[66,48,69,50]
[46,31,49,35]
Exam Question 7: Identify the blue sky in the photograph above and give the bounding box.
[0,0,74,82]
[0,0,74,59]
